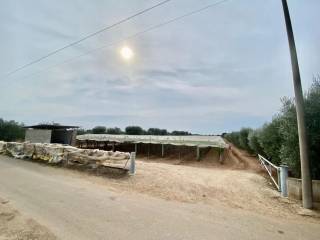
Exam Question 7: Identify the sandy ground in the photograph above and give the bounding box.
[0,145,319,239]
[79,150,314,219]
[0,197,56,240]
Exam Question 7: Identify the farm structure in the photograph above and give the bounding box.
[25,124,79,146]
[77,134,228,161]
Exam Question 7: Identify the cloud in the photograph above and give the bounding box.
[0,0,319,133]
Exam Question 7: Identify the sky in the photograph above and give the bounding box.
[0,0,319,134]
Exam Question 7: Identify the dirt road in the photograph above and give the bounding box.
[0,155,319,240]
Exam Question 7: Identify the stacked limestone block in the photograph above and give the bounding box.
[0,141,7,154]
[0,141,131,170]
[65,149,130,169]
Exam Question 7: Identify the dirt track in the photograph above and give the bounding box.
[0,149,319,239]
[0,196,56,240]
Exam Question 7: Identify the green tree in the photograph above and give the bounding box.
[248,129,265,155]
[279,77,320,179]
[77,128,86,135]
[171,130,190,136]
[92,126,106,134]
[258,117,282,165]
[125,126,144,135]
[239,128,253,152]
[224,131,240,147]
[106,127,122,134]
[0,118,25,141]
[147,128,168,135]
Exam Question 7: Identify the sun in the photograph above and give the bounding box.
[120,46,134,60]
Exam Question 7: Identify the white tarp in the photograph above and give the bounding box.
[77,134,227,148]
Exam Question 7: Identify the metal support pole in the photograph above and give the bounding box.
[281,0,312,208]
[161,144,164,158]
[148,143,150,159]
[219,148,224,164]
[280,165,289,197]
[277,168,281,192]
[112,142,115,152]
[196,146,200,161]
[129,152,136,175]
[134,143,137,155]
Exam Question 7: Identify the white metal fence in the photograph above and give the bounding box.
[258,154,281,191]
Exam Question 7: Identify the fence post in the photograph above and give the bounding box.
[280,165,289,197]
[134,143,137,155]
[219,148,223,163]
[196,146,200,161]
[129,152,136,175]
[161,144,164,158]
[277,168,281,192]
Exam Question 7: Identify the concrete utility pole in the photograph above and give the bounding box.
[281,0,313,208]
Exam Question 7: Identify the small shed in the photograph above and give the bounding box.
[24,124,79,146]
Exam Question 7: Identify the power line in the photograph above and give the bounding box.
[7,0,231,82]
[2,0,172,78]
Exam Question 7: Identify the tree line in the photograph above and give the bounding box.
[223,77,320,179]
[77,126,192,136]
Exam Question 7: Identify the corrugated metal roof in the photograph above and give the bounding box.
[24,124,79,130]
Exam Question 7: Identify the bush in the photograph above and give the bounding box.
[305,79,320,179]
[0,118,25,141]
[171,130,191,136]
[258,117,282,165]
[247,129,265,155]
[147,128,168,135]
[224,131,240,147]
[239,128,253,152]
[279,78,320,179]
[92,126,106,134]
[77,128,86,135]
[106,127,122,134]
[125,126,145,135]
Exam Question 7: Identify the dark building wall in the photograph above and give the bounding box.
[51,129,77,145]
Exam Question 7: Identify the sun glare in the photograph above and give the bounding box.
[120,46,134,60]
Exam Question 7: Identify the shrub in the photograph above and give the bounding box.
[247,129,265,155]
[279,78,320,179]
[106,127,122,134]
[125,126,145,135]
[147,128,168,135]
[0,118,25,141]
[92,126,106,134]
[239,128,253,152]
[258,117,282,165]
[224,131,240,147]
